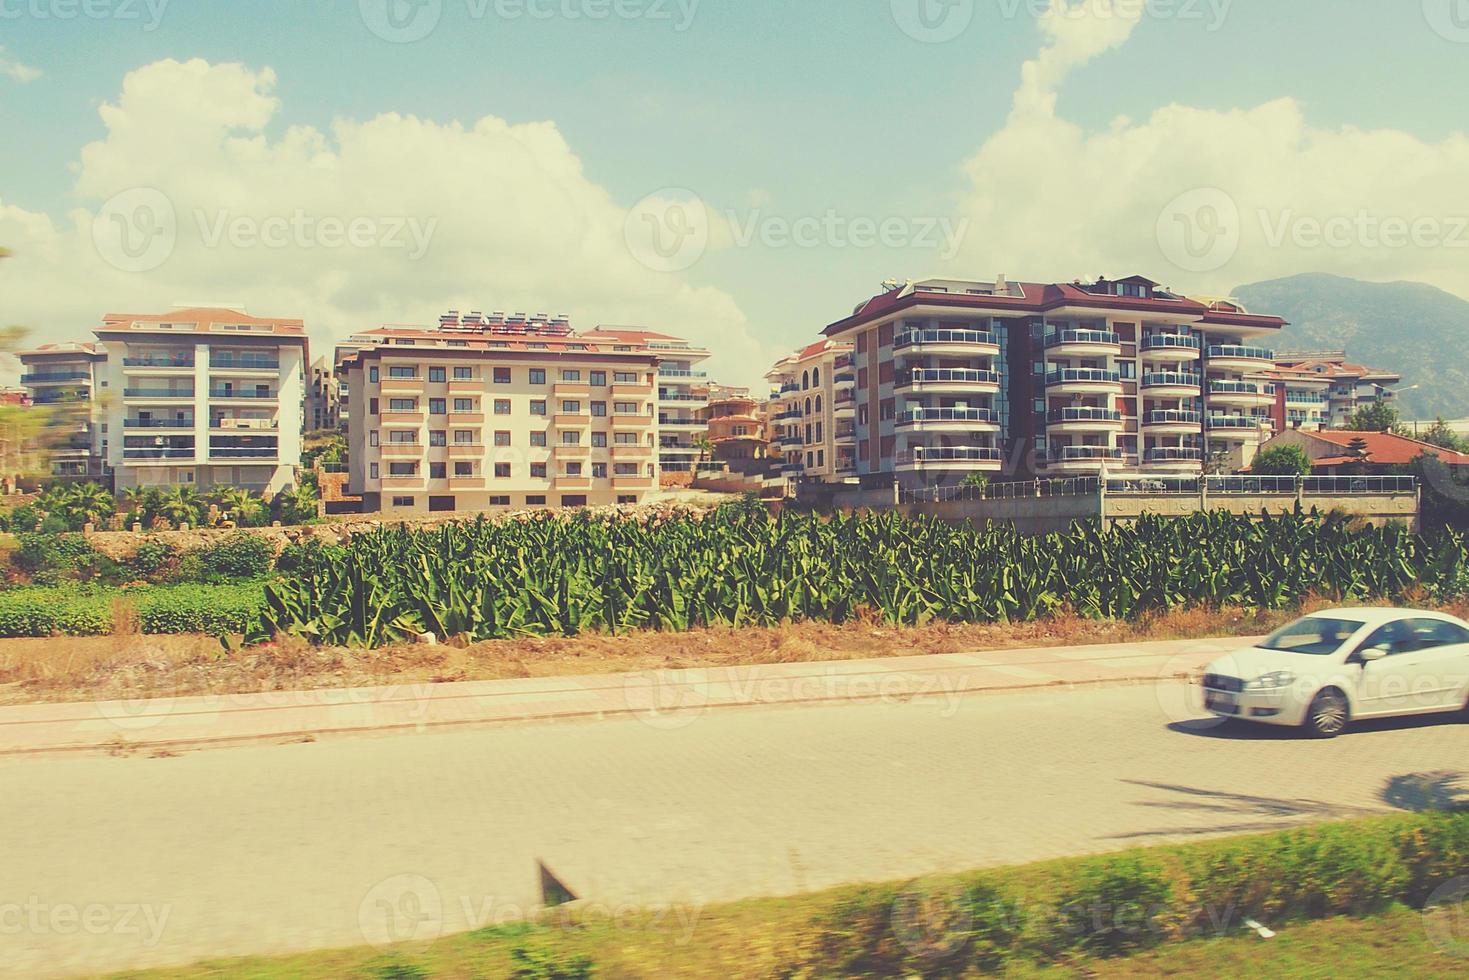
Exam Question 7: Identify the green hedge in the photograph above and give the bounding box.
[786,811,1469,976]
[0,584,266,637]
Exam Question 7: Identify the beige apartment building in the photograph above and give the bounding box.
[17,341,107,479]
[581,327,712,475]
[20,308,308,493]
[764,339,857,488]
[340,315,662,514]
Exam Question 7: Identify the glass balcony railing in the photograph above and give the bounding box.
[1142,334,1202,351]
[894,329,999,350]
[900,447,1003,464]
[1046,329,1119,348]
[1144,410,1203,425]
[1146,448,1205,462]
[211,356,281,370]
[124,388,194,398]
[1206,345,1275,361]
[1141,372,1202,388]
[1209,381,1276,396]
[1046,369,1121,386]
[123,357,194,368]
[1048,446,1124,462]
[1206,415,1261,430]
[899,408,998,425]
[21,371,92,383]
[1048,407,1123,423]
[123,448,196,460]
[900,368,1000,387]
[125,418,195,428]
[209,389,278,399]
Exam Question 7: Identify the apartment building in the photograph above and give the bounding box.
[701,387,767,469]
[1272,352,1404,427]
[19,310,308,492]
[1260,364,1332,432]
[307,356,342,432]
[819,275,1288,488]
[340,313,661,514]
[15,342,106,479]
[581,327,712,475]
[764,339,856,486]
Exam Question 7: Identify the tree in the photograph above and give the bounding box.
[1417,417,1467,453]
[1251,444,1312,477]
[692,434,715,472]
[158,485,206,527]
[1346,401,1400,433]
[275,483,320,525]
[213,487,269,527]
[960,473,990,491]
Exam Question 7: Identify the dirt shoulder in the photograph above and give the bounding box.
[0,603,1355,707]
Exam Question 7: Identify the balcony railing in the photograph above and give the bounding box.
[894,329,999,350]
[123,357,194,368]
[21,371,92,383]
[1045,329,1119,348]
[901,368,1000,387]
[211,356,281,370]
[209,389,277,399]
[899,408,998,425]
[1048,408,1123,423]
[833,372,856,385]
[124,388,195,398]
[125,418,195,428]
[1141,372,1202,389]
[899,447,1003,464]
[1046,369,1120,386]
[1206,415,1262,430]
[774,409,801,421]
[779,382,801,395]
[1209,381,1276,396]
[1144,410,1203,425]
[209,447,280,459]
[1141,334,1202,352]
[659,369,708,379]
[1206,345,1275,361]
[123,449,196,460]
[1048,446,1124,462]
[1146,448,1205,462]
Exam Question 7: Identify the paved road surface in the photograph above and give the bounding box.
[2,680,1466,977]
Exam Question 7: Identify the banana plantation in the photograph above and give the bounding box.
[249,501,1469,648]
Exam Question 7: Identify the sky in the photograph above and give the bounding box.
[1,0,1467,388]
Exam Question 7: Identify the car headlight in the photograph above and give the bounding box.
[1245,671,1295,691]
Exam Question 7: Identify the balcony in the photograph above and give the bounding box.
[895,447,1003,471]
[1145,447,1205,466]
[209,447,280,460]
[774,409,802,422]
[1047,407,1124,431]
[834,425,857,443]
[554,382,592,397]
[833,392,857,415]
[898,407,999,431]
[209,389,277,401]
[893,329,1000,356]
[554,444,591,458]
[1044,329,1121,356]
[1206,415,1267,441]
[612,476,655,490]
[448,412,486,425]
[122,448,196,461]
[779,382,801,396]
[658,369,708,380]
[381,411,425,426]
[210,356,280,373]
[612,444,654,459]
[612,383,655,397]
[123,388,195,401]
[381,376,425,396]
[1047,446,1124,466]
[554,475,593,490]
[1208,380,1275,408]
[1141,335,1202,361]
[1142,409,1203,434]
[833,372,856,387]
[1045,368,1121,393]
[381,476,424,490]
[897,368,1001,393]
[447,378,482,393]
[381,442,424,457]
[125,418,195,430]
[554,413,590,427]
[449,477,487,491]
[22,370,93,384]
[613,414,653,428]
[1206,345,1275,371]
[1140,372,1202,396]
[657,416,701,428]
[447,443,484,457]
[212,418,279,430]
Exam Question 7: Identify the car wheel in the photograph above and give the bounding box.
[1304,688,1350,738]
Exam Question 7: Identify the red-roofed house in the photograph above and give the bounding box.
[1271,352,1404,428]
[1258,428,1469,474]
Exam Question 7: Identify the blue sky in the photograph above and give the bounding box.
[2,1,1467,384]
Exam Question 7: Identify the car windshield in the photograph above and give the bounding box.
[1257,616,1366,656]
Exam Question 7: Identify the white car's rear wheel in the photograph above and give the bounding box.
[1305,689,1349,738]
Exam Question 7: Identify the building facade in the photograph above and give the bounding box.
[1271,352,1404,427]
[15,342,106,479]
[764,340,856,487]
[819,276,1288,489]
[20,310,307,493]
[307,356,342,432]
[580,328,712,476]
[701,387,767,471]
[341,313,662,514]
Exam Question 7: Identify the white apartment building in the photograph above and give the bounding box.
[20,308,308,493]
[16,342,107,479]
[341,313,662,514]
[764,339,856,487]
[1271,352,1404,428]
[581,327,712,475]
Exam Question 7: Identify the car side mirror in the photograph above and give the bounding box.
[1359,647,1390,662]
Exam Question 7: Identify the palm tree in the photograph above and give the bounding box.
[62,482,116,528]
[214,487,268,527]
[693,434,715,474]
[158,485,204,527]
[275,483,320,525]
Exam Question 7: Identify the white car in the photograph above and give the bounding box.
[1201,608,1469,738]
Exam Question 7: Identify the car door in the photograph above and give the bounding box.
[1403,619,1469,711]
[1350,619,1430,718]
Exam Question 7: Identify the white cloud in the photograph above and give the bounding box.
[0,58,767,384]
[0,46,42,83]
[948,0,1469,302]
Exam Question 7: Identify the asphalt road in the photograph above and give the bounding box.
[2,679,1466,977]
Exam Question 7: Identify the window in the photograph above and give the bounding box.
[389,366,416,379]
[1259,617,1365,656]
[816,396,823,412]
[455,462,475,477]
[389,462,417,476]
[530,463,548,479]
[369,431,380,447]
[530,400,547,416]
[494,463,511,479]
[429,462,446,479]
[529,369,546,385]
[429,398,447,415]
[526,495,546,506]
[614,402,637,415]
[614,432,638,445]
[561,369,582,382]
[566,462,584,476]
[370,462,380,479]
[454,430,476,444]
[389,430,417,444]
[493,367,512,384]
[391,496,414,507]
[592,433,608,448]
[817,450,824,467]
[561,431,582,445]
[614,463,638,476]
[805,398,813,416]
[590,371,607,386]
[591,401,607,417]
[614,371,638,383]
[494,431,511,447]
[561,495,588,507]
[369,398,380,416]
[618,495,638,505]
[429,367,446,383]
[530,431,547,447]
[816,422,823,442]
[430,430,446,446]
[389,398,416,412]
[454,367,474,380]
[488,496,511,506]
[561,400,581,414]
[592,463,607,478]
[813,368,821,386]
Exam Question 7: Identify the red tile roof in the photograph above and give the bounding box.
[1308,430,1469,466]
[98,307,306,336]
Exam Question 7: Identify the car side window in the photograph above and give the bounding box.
[1411,619,1469,650]
[1356,621,1418,657]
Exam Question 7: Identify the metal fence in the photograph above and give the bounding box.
[898,474,1417,505]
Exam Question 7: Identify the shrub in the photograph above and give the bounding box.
[1395,809,1469,906]
[275,538,326,574]
[193,532,274,582]
[508,939,595,980]
[0,588,112,636]
[38,515,68,535]
[134,584,265,635]
[1047,856,1172,956]
[13,532,59,574]
[8,504,40,533]
[129,540,177,580]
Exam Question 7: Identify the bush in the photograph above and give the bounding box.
[13,532,59,574]
[134,583,265,635]
[193,532,274,582]
[1046,857,1173,956]
[129,540,177,580]
[8,504,40,533]
[0,588,112,636]
[508,939,595,980]
[275,538,325,574]
[1395,809,1469,906]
